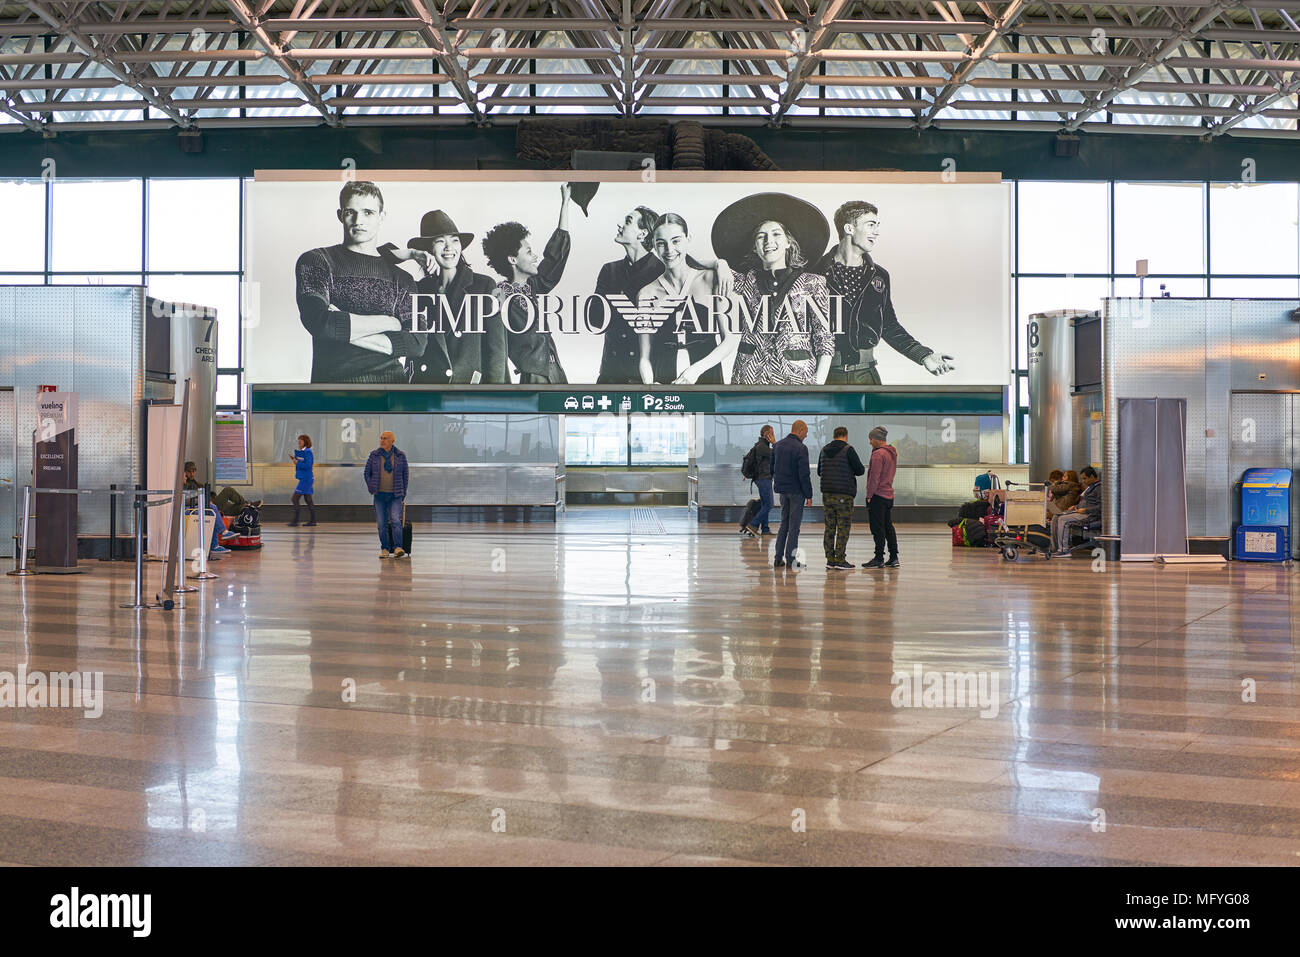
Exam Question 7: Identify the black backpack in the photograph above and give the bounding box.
[958,499,990,519]
[741,447,758,480]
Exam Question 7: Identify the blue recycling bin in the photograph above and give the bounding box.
[1235,468,1291,562]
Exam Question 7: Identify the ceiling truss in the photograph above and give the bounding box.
[2,1,1300,137]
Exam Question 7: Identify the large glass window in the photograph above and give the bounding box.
[630,415,690,465]
[50,178,143,272]
[1017,181,1109,274]
[147,178,240,272]
[1208,183,1299,275]
[1113,182,1206,275]
[0,179,46,273]
[1210,277,1300,297]
[564,415,691,466]
[216,374,240,408]
[1112,276,1207,297]
[565,417,628,466]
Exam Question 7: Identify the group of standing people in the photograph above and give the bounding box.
[743,421,901,570]
[295,182,956,388]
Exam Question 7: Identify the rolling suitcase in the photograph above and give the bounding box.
[401,502,413,554]
[738,498,761,535]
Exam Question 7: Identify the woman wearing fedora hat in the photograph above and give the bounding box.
[637,212,732,385]
[406,209,502,384]
[707,193,835,387]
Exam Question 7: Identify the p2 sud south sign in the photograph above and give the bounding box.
[540,391,715,414]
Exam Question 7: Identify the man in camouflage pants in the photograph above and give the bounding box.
[817,426,866,570]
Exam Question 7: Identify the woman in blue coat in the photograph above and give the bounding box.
[289,434,316,526]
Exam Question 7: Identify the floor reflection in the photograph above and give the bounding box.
[0,511,1295,864]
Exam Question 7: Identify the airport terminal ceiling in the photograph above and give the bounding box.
[3,1,1300,140]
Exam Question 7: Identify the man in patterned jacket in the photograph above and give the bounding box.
[810,200,954,385]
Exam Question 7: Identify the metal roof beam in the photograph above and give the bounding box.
[920,0,1027,128]
[223,0,338,125]
[1206,74,1300,136]
[773,0,852,121]
[399,0,484,123]
[1061,2,1238,131]
[22,0,194,128]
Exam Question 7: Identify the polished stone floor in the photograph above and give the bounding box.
[1,507,1297,866]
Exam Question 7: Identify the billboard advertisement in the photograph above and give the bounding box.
[246,172,1008,389]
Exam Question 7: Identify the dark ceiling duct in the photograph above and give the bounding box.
[516,118,779,171]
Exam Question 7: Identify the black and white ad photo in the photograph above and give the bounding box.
[246,173,1008,390]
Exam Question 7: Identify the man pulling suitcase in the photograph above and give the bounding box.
[364,430,409,559]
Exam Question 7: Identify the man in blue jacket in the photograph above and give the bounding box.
[364,430,409,559]
[772,420,813,569]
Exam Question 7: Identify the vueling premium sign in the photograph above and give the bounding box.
[35,391,78,569]
[37,392,77,442]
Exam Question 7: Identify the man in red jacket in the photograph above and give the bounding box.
[862,425,899,568]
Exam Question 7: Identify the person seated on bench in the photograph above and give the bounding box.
[1044,470,1068,518]
[1051,466,1101,556]
[184,462,238,556]
[1048,470,1081,518]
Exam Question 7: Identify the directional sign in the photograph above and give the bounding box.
[540,391,717,414]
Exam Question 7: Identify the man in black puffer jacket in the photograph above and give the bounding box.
[742,425,776,536]
[817,426,866,569]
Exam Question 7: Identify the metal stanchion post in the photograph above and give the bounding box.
[120,495,151,608]
[174,490,197,595]
[108,482,117,562]
[7,485,34,577]
[189,487,217,581]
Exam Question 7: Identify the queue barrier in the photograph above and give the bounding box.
[7,484,220,610]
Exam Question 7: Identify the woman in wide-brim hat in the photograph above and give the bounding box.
[711,192,836,386]
[405,208,503,384]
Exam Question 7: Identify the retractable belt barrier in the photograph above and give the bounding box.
[7,484,221,611]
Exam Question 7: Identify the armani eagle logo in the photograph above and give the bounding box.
[606,295,689,335]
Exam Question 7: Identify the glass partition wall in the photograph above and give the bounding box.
[4,175,1300,467]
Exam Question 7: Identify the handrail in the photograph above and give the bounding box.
[14,485,178,496]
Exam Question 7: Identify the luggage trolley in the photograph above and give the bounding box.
[994,482,1052,561]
